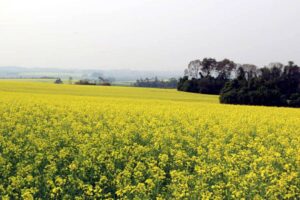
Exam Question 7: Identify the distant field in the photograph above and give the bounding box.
[0,80,299,199]
[0,78,136,86]
[0,80,218,103]
[0,78,57,83]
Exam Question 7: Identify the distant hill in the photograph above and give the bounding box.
[0,67,182,82]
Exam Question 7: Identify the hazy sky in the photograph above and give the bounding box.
[1,0,299,70]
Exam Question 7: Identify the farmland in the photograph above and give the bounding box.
[0,81,299,199]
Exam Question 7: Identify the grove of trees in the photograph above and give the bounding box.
[75,76,112,86]
[134,77,178,88]
[178,58,300,107]
[220,61,300,107]
[177,58,238,94]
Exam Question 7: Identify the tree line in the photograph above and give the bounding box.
[178,58,300,107]
[75,77,112,86]
[134,77,178,88]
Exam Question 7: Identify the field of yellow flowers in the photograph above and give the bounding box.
[0,80,299,199]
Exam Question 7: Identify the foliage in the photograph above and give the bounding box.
[75,79,97,85]
[54,78,63,84]
[220,62,300,107]
[134,77,178,88]
[75,78,111,86]
[178,76,228,94]
[0,81,300,199]
[178,58,238,94]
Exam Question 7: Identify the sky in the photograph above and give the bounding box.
[0,0,300,70]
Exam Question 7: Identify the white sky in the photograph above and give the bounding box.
[0,0,299,70]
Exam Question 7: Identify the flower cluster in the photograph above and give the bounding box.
[0,82,299,199]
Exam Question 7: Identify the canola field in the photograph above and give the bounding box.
[0,81,299,199]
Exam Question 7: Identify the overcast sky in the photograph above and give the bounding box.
[0,0,299,70]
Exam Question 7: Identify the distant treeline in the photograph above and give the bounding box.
[134,77,178,88]
[178,58,300,107]
[75,78,111,86]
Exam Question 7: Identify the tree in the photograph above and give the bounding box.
[187,60,202,79]
[241,64,258,80]
[215,59,237,80]
[178,58,236,95]
[54,78,63,84]
[69,77,73,84]
[200,58,217,78]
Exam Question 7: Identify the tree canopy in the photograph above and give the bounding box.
[178,58,300,107]
[178,58,239,94]
[220,62,300,107]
